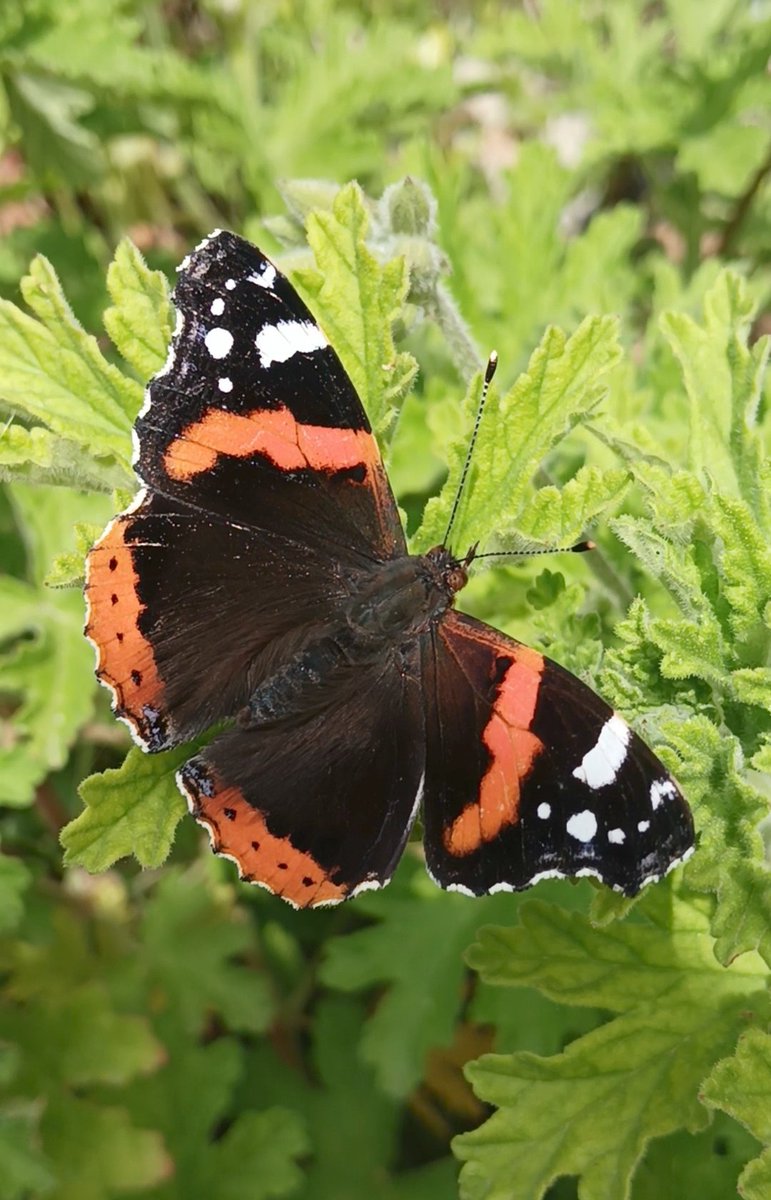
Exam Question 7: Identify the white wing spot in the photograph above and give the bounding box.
[247,262,277,289]
[204,327,233,359]
[650,778,677,810]
[572,714,631,790]
[210,298,225,316]
[255,320,328,368]
[537,802,551,820]
[608,828,626,845]
[638,819,651,832]
[218,377,233,393]
[566,810,598,843]
[225,278,236,290]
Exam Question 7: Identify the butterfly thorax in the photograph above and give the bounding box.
[238,548,466,731]
[345,547,466,644]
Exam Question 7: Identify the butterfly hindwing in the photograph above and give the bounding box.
[177,651,425,907]
[421,612,694,896]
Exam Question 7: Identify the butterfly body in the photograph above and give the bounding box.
[85,230,694,907]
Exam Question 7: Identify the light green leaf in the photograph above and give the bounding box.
[104,240,174,381]
[45,523,103,588]
[659,271,768,515]
[298,181,417,435]
[663,717,771,966]
[701,1028,771,1200]
[62,746,188,873]
[517,465,629,544]
[415,316,623,553]
[0,256,138,469]
[0,423,129,492]
[0,488,109,806]
[456,892,769,1200]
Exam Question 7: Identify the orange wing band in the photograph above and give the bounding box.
[444,646,545,856]
[190,782,348,908]
[85,515,166,739]
[163,404,379,481]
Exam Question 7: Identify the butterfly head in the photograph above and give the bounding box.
[424,544,474,598]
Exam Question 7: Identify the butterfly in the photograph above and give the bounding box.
[85,230,694,907]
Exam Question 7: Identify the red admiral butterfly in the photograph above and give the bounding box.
[85,230,694,906]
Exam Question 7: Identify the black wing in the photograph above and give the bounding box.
[178,653,425,907]
[86,231,404,750]
[421,612,694,897]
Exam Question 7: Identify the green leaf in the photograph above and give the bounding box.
[322,866,563,1098]
[103,240,174,382]
[456,891,769,1200]
[701,1028,771,1200]
[62,746,188,873]
[660,271,769,516]
[205,1108,308,1200]
[124,1037,307,1200]
[0,852,30,936]
[4,983,162,1093]
[517,465,629,545]
[4,71,102,188]
[0,424,126,491]
[40,1095,170,1200]
[140,869,274,1037]
[0,487,109,806]
[241,994,457,1200]
[45,523,103,588]
[415,316,623,553]
[0,255,138,470]
[0,1110,54,1200]
[298,182,417,436]
[663,716,771,966]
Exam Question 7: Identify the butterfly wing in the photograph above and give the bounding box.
[177,651,425,907]
[86,231,404,750]
[421,611,694,896]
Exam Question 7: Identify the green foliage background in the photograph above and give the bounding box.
[1,1,771,1197]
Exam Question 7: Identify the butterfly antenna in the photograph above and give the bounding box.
[472,540,596,561]
[443,352,498,550]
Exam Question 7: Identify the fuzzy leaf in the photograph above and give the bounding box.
[701,1028,771,1200]
[517,465,629,545]
[660,271,769,519]
[457,891,769,1200]
[0,488,109,806]
[415,316,623,553]
[663,716,771,966]
[0,256,138,469]
[103,240,174,382]
[62,746,188,873]
[298,182,417,435]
